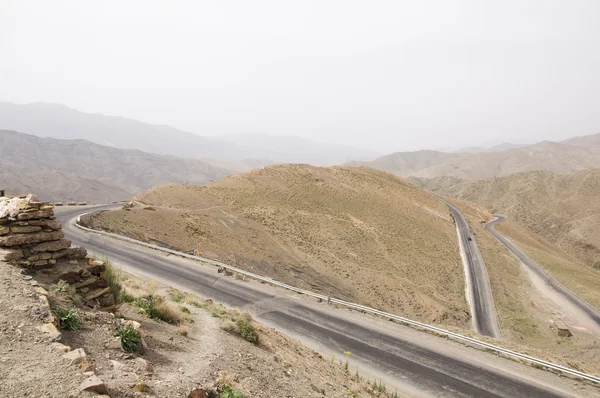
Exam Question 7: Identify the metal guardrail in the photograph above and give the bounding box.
[74,215,600,385]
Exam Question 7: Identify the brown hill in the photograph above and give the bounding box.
[0,130,235,202]
[352,133,600,180]
[89,165,470,326]
[417,169,600,269]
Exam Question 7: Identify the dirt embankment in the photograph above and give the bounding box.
[90,165,470,328]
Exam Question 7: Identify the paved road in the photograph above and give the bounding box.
[54,206,592,398]
[485,216,600,328]
[442,201,501,338]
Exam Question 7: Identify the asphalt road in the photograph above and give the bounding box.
[442,201,501,338]
[485,216,600,328]
[54,206,591,398]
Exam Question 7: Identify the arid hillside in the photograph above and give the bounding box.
[90,165,471,327]
[351,133,600,180]
[416,169,600,270]
[0,130,235,202]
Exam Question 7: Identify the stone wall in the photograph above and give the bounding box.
[0,194,115,309]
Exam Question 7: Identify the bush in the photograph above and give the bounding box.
[53,280,81,303]
[103,260,122,303]
[236,314,258,344]
[114,324,142,353]
[220,385,244,398]
[52,308,81,331]
[134,296,181,324]
[118,290,136,303]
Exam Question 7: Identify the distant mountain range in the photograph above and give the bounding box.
[348,133,600,179]
[0,130,235,202]
[0,102,379,166]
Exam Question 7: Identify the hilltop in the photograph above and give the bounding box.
[0,130,234,202]
[350,133,600,180]
[88,165,470,326]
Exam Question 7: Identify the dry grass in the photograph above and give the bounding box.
[92,165,469,327]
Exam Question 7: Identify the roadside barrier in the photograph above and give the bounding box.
[74,214,600,385]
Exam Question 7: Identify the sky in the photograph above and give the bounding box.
[1,0,599,153]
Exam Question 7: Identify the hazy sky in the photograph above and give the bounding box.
[2,0,599,152]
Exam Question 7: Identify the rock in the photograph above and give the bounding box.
[37,323,61,341]
[34,286,49,296]
[133,357,153,373]
[83,363,96,373]
[32,259,48,267]
[10,225,42,234]
[30,239,71,253]
[51,249,69,259]
[79,375,108,394]
[106,337,122,350]
[555,321,573,337]
[50,342,71,353]
[25,193,39,202]
[0,230,64,247]
[26,252,52,261]
[62,348,87,364]
[66,247,87,259]
[16,208,54,220]
[91,260,105,266]
[188,388,210,398]
[87,263,106,275]
[98,294,115,307]
[0,248,24,261]
[110,359,126,371]
[85,287,111,301]
[56,271,81,284]
[0,226,8,235]
[80,269,91,278]
[72,276,98,289]
[120,320,141,330]
[83,371,95,376]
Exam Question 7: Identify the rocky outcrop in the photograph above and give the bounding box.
[0,194,115,309]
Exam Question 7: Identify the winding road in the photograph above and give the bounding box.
[441,200,501,338]
[54,206,596,398]
[485,216,600,331]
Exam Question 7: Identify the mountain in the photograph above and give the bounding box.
[345,150,459,175]
[87,164,471,326]
[0,130,235,202]
[416,169,600,269]
[454,142,526,153]
[350,135,600,180]
[0,102,378,165]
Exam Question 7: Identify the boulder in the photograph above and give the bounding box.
[51,249,69,259]
[16,208,54,220]
[62,348,87,364]
[0,230,64,247]
[26,252,52,261]
[37,323,61,341]
[555,320,573,337]
[98,294,115,307]
[72,276,98,289]
[188,388,211,398]
[86,263,106,275]
[66,247,87,259]
[79,375,108,394]
[56,271,81,284]
[30,239,71,253]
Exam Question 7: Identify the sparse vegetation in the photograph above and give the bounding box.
[114,324,142,353]
[179,305,191,314]
[219,384,244,398]
[103,259,122,303]
[118,290,136,303]
[177,328,188,337]
[134,296,181,324]
[168,288,186,303]
[52,307,80,331]
[236,313,259,344]
[53,280,80,303]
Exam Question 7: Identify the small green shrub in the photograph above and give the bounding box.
[236,314,258,344]
[220,384,244,398]
[52,308,80,331]
[179,306,191,314]
[177,328,188,337]
[118,290,136,303]
[114,324,142,353]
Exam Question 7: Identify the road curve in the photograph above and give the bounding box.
[54,206,593,398]
[485,216,600,329]
[441,200,501,338]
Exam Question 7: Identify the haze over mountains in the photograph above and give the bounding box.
[0,130,234,202]
[0,102,379,166]
[350,133,600,179]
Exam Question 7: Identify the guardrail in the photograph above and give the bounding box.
[74,215,600,385]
